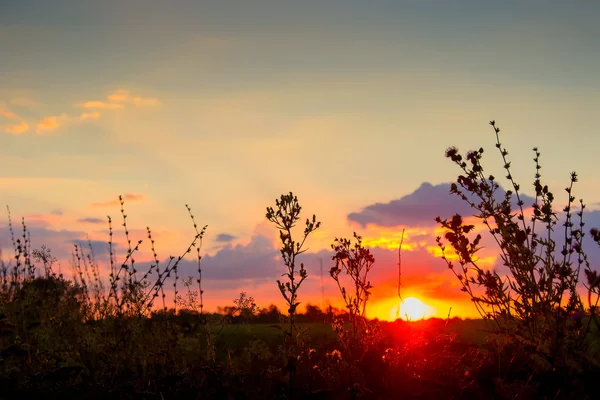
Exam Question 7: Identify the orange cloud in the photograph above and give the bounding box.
[132,97,160,107]
[0,104,17,120]
[361,225,430,251]
[107,89,130,102]
[36,114,69,134]
[4,121,29,135]
[80,101,124,109]
[90,193,146,208]
[82,90,159,109]
[80,112,101,121]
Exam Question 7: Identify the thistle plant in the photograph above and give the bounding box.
[435,120,600,381]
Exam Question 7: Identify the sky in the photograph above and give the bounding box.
[1,1,599,320]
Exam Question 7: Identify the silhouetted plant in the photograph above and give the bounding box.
[266,192,320,335]
[329,232,380,395]
[176,276,202,312]
[71,240,105,320]
[330,232,378,348]
[85,195,209,319]
[31,245,58,278]
[186,204,207,314]
[0,196,216,396]
[266,192,320,391]
[436,120,600,395]
[233,291,259,323]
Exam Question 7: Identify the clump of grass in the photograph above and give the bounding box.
[0,195,211,397]
[93,195,208,318]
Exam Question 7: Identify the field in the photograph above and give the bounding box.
[216,319,490,355]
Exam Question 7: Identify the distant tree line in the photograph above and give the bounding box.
[160,302,345,325]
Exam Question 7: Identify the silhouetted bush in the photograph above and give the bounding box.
[436,120,600,398]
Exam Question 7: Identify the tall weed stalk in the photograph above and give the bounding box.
[266,192,320,391]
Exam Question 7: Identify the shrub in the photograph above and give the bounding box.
[435,120,600,396]
[329,232,379,361]
[322,233,382,397]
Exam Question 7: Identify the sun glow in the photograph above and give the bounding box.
[391,297,435,321]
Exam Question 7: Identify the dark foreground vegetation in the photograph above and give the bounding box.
[2,121,600,399]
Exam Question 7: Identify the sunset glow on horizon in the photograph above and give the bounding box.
[2,1,600,320]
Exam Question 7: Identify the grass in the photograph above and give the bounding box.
[217,319,490,351]
[219,323,336,349]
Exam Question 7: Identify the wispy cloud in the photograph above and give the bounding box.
[215,233,237,243]
[80,101,124,109]
[3,88,159,136]
[36,114,69,134]
[0,104,17,120]
[132,97,160,107]
[80,112,100,121]
[82,90,159,110]
[4,121,29,135]
[10,96,38,109]
[90,193,146,208]
[107,89,130,102]
[77,217,105,224]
